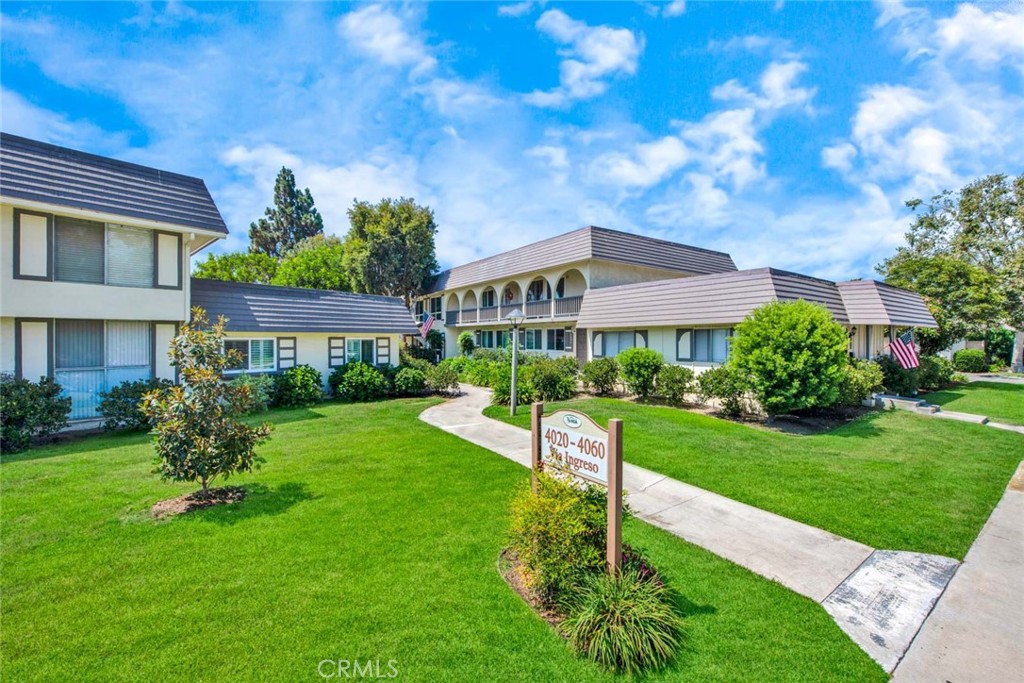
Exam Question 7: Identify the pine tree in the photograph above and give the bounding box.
[248,167,324,257]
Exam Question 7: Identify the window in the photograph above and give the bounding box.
[346,338,375,365]
[415,300,425,317]
[547,328,566,351]
[496,330,509,349]
[523,329,543,350]
[478,330,494,348]
[55,218,105,284]
[503,286,519,304]
[676,330,693,361]
[526,279,549,301]
[54,320,152,420]
[688,329,731,363]
[429,297,442,315]
[107,225,154,287]
[225,339,276,372]
[555,277,565,299]
[481,289,496,308]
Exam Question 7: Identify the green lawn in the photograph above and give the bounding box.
[921,381,1024,426]
[486,398,1022,559]
[0,400,884,682]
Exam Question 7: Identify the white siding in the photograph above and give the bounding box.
[153,323,177,381]
[157,233,180,287]
[16,212,49,277]
[20,321,49,380]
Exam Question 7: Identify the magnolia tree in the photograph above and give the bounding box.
[141,308,272,498]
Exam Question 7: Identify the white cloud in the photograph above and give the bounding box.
[821,142,857,173]
[0,88,131,152]
[497,2,538,18]
[525,9,643,107]
[934,3,1024,71]
[663,1,686,18]
[590,136,689,188]
[338,4,436,75]
[711,61,815,112]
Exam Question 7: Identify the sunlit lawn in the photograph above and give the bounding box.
[0,399,886,682]
[921,381,1024,426]
[487,397,1022,559]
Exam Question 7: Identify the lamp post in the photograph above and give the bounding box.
[506,308,526,416]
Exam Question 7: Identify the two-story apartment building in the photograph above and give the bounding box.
[421,227,937,370]
[1,133,418,425]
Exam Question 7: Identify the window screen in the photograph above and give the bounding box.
[107,225,154,287]
[55,218,104,283]
[55,320,104,369]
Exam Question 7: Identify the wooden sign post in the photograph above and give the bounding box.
[532,402,623,575]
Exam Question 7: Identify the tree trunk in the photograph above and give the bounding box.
[1012,329,1024,373]
[201,477,210,499]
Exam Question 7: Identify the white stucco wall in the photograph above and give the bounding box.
[0,203,192,323]
[1,317,16,375]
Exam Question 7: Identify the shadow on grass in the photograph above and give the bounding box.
[819,410,886,439]
[242,407,327,427]
[0,429,152,464]
[181,482,318,525]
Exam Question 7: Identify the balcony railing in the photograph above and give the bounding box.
[478,305,498,321]
[442,296,582,325]
[461,308,478,324]
[554,295,583,317]
[525,299,551,318]
[445,310,459,326]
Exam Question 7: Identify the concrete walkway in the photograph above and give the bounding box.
[420,385,961,671]
[893,461,1024,682]
[965,373,1024,385]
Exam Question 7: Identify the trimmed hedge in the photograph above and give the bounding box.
[953,348,987,373]
[273,364,323,407]
[617,348,663,400]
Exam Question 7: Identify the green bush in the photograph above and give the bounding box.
[951,372,969,383]
[836,359,884,407]
[508,471,607,601]
[953,348,987,373]
[400,345,434,366]
[272,364,323,407]
[875,354,919,396]
[0,374,71,453]
[464,358,501,387]
[529,357,578,402]
[457,331,475,356]
[98,378,176,430]
[332,362,388,402]
[490,363,536,406]
[393,367,427,396]
[562,568,683,674]
[426,361,461,396]
[984,328,1014,366]
[730,300,850,415]
[696,365,747,416]
[470,348,504,362]
[617,347,664,400]
[657,365,694,406]
[918,355,954,391]
[581,358,619,395]
[227,373,275,413]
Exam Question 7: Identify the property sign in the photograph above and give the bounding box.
[540,409,610,486]
[530,403,624,575]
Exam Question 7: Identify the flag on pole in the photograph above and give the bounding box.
[419,313,435,340]
[890,329,919,369]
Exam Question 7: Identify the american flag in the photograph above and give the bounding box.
[419,313,435,339]
[890,329,919,369]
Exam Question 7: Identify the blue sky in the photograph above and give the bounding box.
[2,1,1022,279]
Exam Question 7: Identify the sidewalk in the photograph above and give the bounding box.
[892,461,1024,683]
[420,385,962,671]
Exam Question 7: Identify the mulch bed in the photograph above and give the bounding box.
[497,548,565,630]
[151,486,247,519]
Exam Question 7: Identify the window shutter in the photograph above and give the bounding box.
[55,218,105,283]
[107,225,154,287]
[278,337,297,370]
[564,328,574,353]
[592,332,604,357]
[328,337,346,368]
[14,211,52,280]
[376,337,391,366]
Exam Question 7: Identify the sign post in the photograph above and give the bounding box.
[533,405,623,575]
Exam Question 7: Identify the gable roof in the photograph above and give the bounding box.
[190,279,419,335]
[0,132,228,234]
[428,225,737,292]
[837,280,938,327]
[575,268,851,329]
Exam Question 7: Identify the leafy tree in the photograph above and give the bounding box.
[343,197,438,305]
[249,167,324,257]
[140,308,272,498]
[272,235,350,291]
[457,331,475,356]
[194,251,279,284]
[878,174,1023,367]
[730,300,850,415]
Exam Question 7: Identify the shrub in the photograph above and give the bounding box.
[273,364,323,407]
[140,309,271,497]
[399,352,433,374]
[836,359,884,407]
[464,358,501,387]
[562,568,683,674]
[490,363,536,406]
[985,328,1014,366]
[227,373,275,413]
[875,354,919,396]
[508,471,607,601]
[98,378,176,430]
[730,300,850,415]
[393,367,427,396]
[951,372,969,383]
[426,360,461,396]
[457,331,475,356]
[443,355,470,375]
[697,365,747,416]
[953,348,987,373]
[529,357,578,402]
[400,345,435,365]
[471,348,504,362]
[0,374,71,453]
[657,365,694,406]
[332,362,388,402]
[918,355,954,391]
[581,358,619,395]
[617,348,663,400]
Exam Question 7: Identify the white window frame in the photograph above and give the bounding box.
[224,338,277,374]
[345,338,376,365]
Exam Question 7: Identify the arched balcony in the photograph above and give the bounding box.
[524,277,552,319]
[479,286,499,321]
[444,293,460,326]
[553,269,587,317]
[461,290,479,324]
